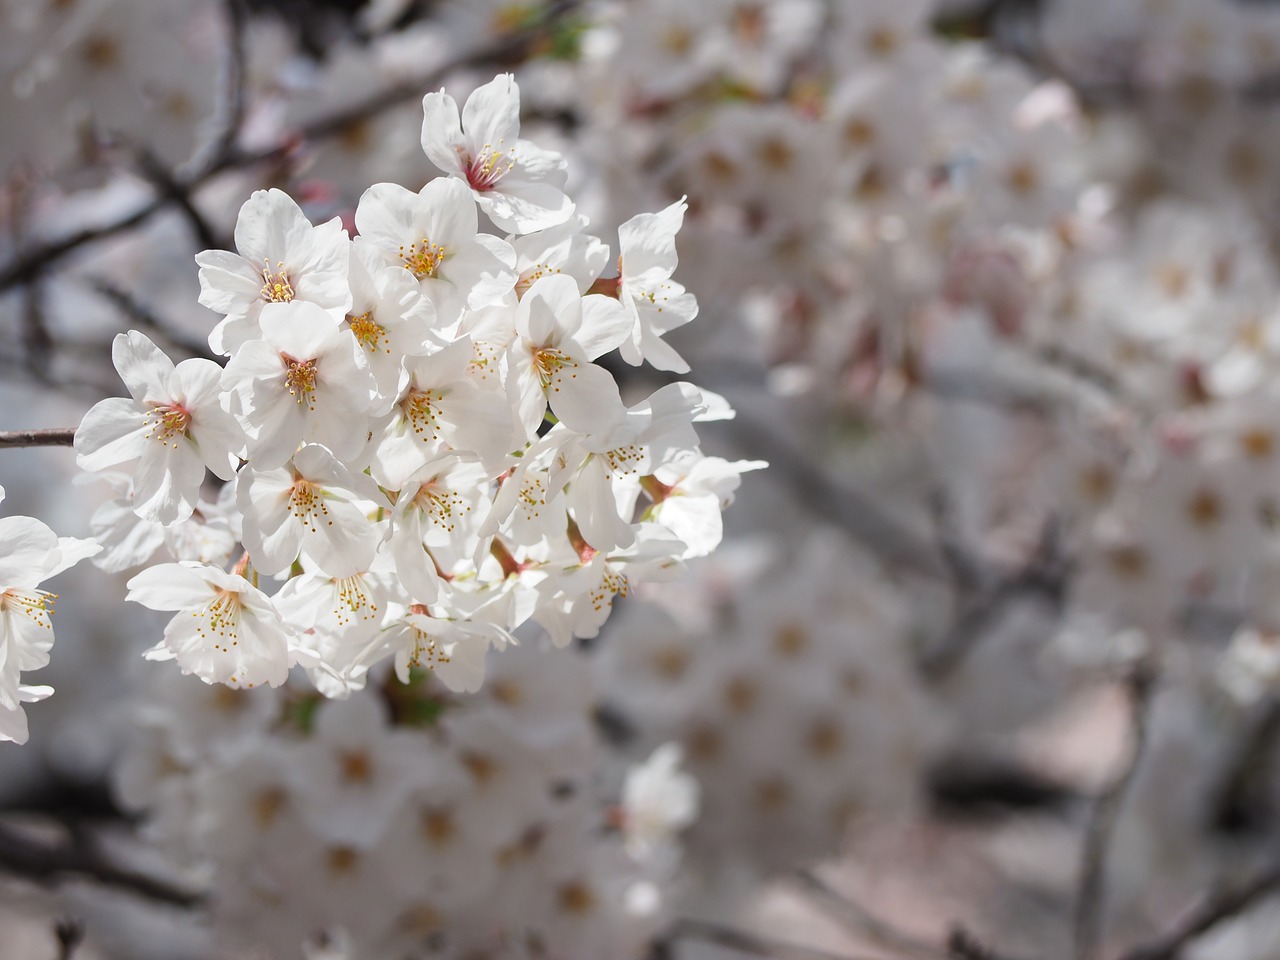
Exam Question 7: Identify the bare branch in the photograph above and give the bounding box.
[0,429,77,448]
[668,917,885,960]
[0,0,582,295]
[0,820,201,908]
[1116,860,1280,960]
[920,518,1068,679]
[1074,666,1158,960]
[792,869,951,960]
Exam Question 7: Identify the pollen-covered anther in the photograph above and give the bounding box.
[414,483,467,532]
[408,629,451,669]
[532,347,578,390]
[605,444,643,475]
[283,357,319,408]
[403,390,444,440]
[399,239,447,280]
[142,402,192,449]
[194,589,243,652]
[348,312,391,354]
[288,479,331,533]
[260,260,295,303]
[334,576,377,626]
[1,588,56,625]
[589,568,630,612]
[464,142,515,193]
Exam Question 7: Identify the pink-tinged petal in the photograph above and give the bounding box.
[519,274,581,345]
[547,360,627,439]
[571,458,636,553]
[233,189,310,265]
[45,537,100,578]
[195,249,262,314]
[575,294,632,360]
[421,177,478,246]
[74,398,146,472]
[638,325,692,373]
[0,516,59,587]
[112,331,176,405]
[460,74,521,157]
[477,177,573,235]
[618,199,686,278]
[354,182,423,260]
[505,349,548,440]
[420,89,466,176]
[132,440,204,527]
[126,562,219,610]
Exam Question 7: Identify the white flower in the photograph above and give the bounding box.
[420,73,574,234]
[197,188,352,355]
[221,301,378,469]
[126,561,309,689]
[506,274,631,439]
[0,488,100,742]
[621,743,699,861]
[370,336,518,488]
[237,444,385,578]
[354,178,518,325]
[75,331,241,525]
[368,607,510,694]
[344,236,440,409]
[613,199,700,374]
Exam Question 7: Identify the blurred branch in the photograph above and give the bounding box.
[132,147,223,252]
[0,820,200,907]
[0,0,581,295]
[0,429,76,449]
[87,277,218,361]
[54,917,85,960]
[1115,859,1280,960]
[920,518,1068,680]
[1074,665,1158,960]
[667,918,882,960]
[1210,696,1280,835]
[793,869,951,960]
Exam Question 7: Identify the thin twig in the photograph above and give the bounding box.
[1115,859,1280,960]
[0,0,581,295]
[1074,666,1158,960]
[947,927,1030,960]
[0,820,200,907]
[792,869,951,960]
[54,917,85,960]
[87,277,218,361]
[669,918,883,960]
[920,519,1067,679]
[0,429,76,448]
[133,147,222,251]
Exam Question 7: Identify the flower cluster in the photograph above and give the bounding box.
[73,73,753,701]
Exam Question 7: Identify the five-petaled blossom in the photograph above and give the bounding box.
[76,331,240,525]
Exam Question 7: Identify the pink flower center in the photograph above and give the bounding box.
[145,403,192,447]
[464,144,514,193]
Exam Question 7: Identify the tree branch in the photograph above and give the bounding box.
[792,869,951,960]
[1074,665,1158,960]
[668,917,884,960]
[0,429,77,449]
[0,820,201,908]
[1115,859,1280,960]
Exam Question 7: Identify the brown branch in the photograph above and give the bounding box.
[1115,860,1280,960]
[0,820,200,908]
[1074,666,1158,960]
[920,518,1068,680]
[0,429,77,448]
[792,869,951,960]
[0,0,582,295]
[668,918,884,960]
